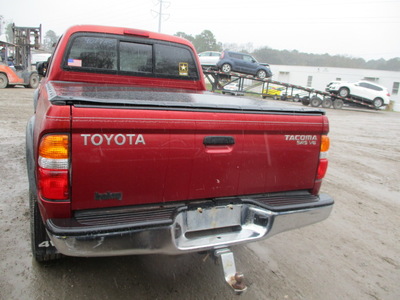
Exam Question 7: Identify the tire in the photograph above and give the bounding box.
[372,97,383,108]
[310,96,322,107]
[293,94,300,102]
[333,99,344,109]
[301,96,310,106]
[30,190,62,262]
[322,98,333,108]
[28,73,40,89]
[256,70,267,79]
[221,63,232,73]
[0,73,8,89]
[338,87,350,98]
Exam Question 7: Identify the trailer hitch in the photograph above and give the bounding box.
[214,248,247,294]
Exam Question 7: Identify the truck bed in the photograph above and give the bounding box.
[47,81,326,113]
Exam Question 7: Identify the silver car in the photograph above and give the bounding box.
[198,51,221,68]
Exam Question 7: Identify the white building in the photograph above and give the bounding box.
[268,65,400,111]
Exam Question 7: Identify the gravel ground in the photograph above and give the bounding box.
[0,88,399,300]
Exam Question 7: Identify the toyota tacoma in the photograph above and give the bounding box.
[26,25,333,293]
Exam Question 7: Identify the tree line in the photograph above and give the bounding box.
[175,30,400,72]
[252,47,400,72]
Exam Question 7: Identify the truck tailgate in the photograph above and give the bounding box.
[70,103,324,210]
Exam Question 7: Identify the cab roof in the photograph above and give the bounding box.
[62,25,194,48]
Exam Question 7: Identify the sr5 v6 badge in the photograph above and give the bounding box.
[285,135,318,146]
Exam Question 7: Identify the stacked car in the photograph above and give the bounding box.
[326,80,390,108]
[216,50,272,79]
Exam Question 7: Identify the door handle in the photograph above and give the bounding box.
[203,136,235,146]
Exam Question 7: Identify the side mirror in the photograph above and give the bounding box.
[37,61,48,76]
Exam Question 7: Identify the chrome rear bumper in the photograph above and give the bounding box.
[46,193,333,257]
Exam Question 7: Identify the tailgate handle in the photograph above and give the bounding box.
[203,136,235,146]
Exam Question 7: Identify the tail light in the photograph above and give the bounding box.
[317,135,330,180]
[38,134,69,200]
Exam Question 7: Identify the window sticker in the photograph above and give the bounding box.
[68,58,82,67]
[179,62,188,76]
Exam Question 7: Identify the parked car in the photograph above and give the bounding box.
[31,52,52,67]
[280,88,315,102]
[198,51,221,68]
[25,25,334,293]
[326,80,390,108]
[222,82,244,96]
[262,86,285,99]
[216,50,272,79]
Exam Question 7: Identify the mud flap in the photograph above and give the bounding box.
[30,190,61,262]
[214,248,247,294]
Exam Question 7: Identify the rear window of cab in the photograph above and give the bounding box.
[63,34,199,80]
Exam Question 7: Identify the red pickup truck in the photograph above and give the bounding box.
[26,25,333,293]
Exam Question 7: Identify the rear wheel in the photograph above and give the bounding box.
[322,98,333,108]
[28,73,39,89]
[221,63,232,73]
[333,99,344,109]
[30,190,61,262]
[301,96,310,106]
[372,97,383,108]
[0,73,8,89]
[310,96,322,107]
[338,87,350,98]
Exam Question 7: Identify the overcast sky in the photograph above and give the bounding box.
[1,0,399,60]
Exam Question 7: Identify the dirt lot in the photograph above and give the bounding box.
[0,88,399,300]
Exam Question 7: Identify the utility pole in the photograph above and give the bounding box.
[158,0,163,33]
[153,0,169,33]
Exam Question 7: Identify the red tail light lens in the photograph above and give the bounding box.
[38,169,69,200]
[317,159,328,180]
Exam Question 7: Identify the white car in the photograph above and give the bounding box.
[222,82,244,96]
[31,52,52,65]
[198,51,221,68]
[326,80,390,108]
